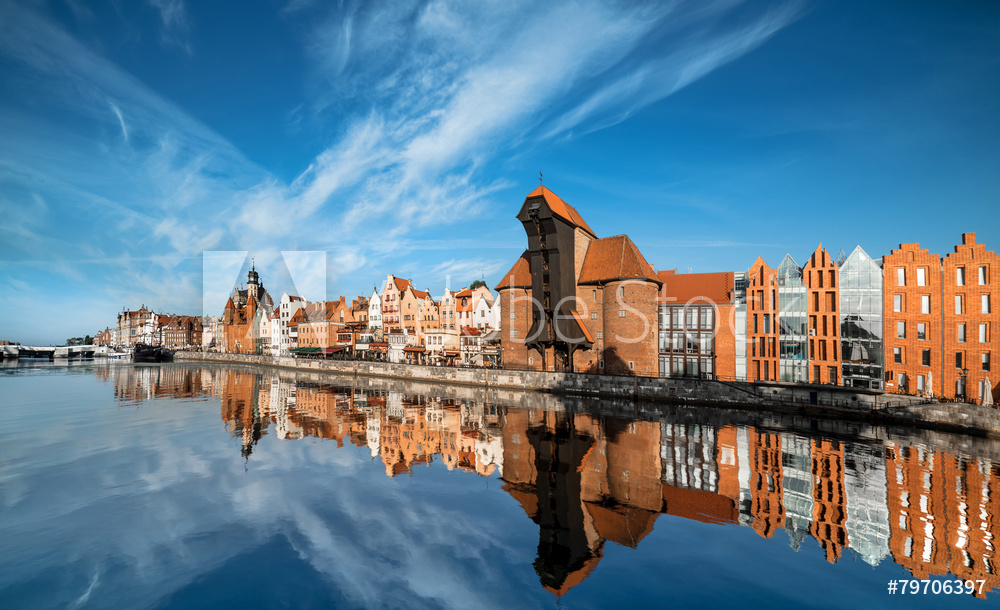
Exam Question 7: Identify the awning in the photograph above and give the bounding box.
[403,347,425,352]
[318,347,346,355]
[444,351,460,357]
[290,347,320,354]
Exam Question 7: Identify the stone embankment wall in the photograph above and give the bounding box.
[173,351,1000,436]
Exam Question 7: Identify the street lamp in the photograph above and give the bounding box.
[961,367,969,402]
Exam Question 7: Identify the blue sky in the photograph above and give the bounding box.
[1,0,998,345]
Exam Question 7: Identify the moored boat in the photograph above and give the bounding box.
[133,344,173,363]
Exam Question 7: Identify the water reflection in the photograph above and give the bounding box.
[97,363,1000,599]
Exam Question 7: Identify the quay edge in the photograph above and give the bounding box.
[172,351,1000,438]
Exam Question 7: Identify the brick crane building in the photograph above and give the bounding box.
[496,186,661,376]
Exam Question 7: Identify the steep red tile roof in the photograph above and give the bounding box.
[411,288,429,299]
[526,185,596,238]
[460,326,480,336]
[656,271,733,304]
[393,277,411,292]
[495,250,531,291]
[454,288,472,298]
[578,235,660,285]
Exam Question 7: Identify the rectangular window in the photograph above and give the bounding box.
[980,266,988,285]
[917,268,927,286]
[984,352,991,372]
[597,331,603,340]
[511,329,518,339]
[981,324,989,343]
[894,347,902,364]
[917,323,926,340]
[897,268,906,287]
[898,321,906,339]
[957,267,966,286]
[922,350,931,366]
[956,352,963,369]
[629,361,634,370]
[894,294,902,312]
[591,312,598,320]
[983,294,991,314]
[956,295,963,315]
[921,295,930,314]
[958,324,966,343]
[593,290,597,300]
[918,375,925,392]
[619,310,626,318]
[700,307,712,330]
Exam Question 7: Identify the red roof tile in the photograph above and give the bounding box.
[495,251,531,291]
[525,185,596,238]
[578,235,660,285]
[656,271,733,304]
[393,277,411,292]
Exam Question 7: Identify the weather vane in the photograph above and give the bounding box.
[539,170,543,185]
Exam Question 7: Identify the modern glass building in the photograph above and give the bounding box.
[838,246,884,389]
[776,254,808,383]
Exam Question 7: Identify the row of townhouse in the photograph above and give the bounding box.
[96,306,209,350]
[219,265,502,366]
[496,185,998,405]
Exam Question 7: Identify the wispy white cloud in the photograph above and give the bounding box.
[147,0,192,54]
[109,101,129,143]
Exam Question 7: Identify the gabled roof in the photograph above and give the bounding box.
[410,287,429,299]
[393,277,411,292]
[524,185,596,238]
[578,235,660,285]
[495,250,531,291]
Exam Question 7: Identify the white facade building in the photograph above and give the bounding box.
[368,288,382,329]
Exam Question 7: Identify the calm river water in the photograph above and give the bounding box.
[2,361,1000,608]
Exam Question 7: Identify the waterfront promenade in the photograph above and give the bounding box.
[174,351,1000,437]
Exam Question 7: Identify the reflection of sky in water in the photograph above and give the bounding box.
[0,362,992,608]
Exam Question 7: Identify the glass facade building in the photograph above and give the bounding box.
[776,255,808,383]
[659,305,716,379]
[839,247,884,389]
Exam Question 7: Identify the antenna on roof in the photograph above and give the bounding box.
[539,170,543,185]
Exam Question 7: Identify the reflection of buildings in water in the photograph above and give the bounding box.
[110,365,217,404]
[208,371,1000,598]
[750,431,785,539]
[843,443,890,566]
[781,434,815,552]
[885,443,1000,598]
[219,370,267,458]
[501,410,666,595]
[809,439,849,563]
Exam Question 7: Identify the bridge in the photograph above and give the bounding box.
[1,345,111,360]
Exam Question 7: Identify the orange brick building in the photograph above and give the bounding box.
[803,245,841,385]
[884,233,999,403]
[496,186,661,375]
